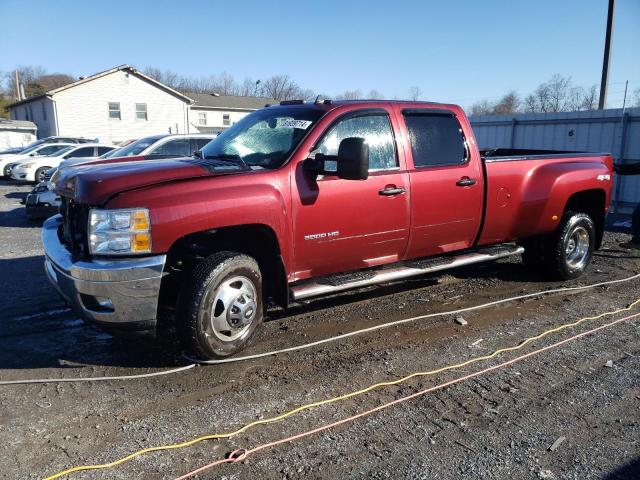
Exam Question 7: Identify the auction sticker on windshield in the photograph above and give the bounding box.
[279,119,313,129]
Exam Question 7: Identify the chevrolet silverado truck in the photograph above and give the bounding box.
[43,100,614,359]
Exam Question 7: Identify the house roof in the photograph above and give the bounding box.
[7,65,193,108]
[0,119,37,131]
[188,93,276,111]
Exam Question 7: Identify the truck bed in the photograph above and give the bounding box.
[480,148,608,161]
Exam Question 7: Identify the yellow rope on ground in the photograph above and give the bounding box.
[43,297,640,480]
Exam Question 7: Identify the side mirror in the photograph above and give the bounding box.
[193,150,203,158]
[336,137,369,180]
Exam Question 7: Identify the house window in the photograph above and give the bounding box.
[223,113,231,126]
[135,103,148,121]
[198,112,207,126]
[108,102,121,120]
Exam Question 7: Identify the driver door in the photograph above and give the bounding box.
[291,108,410,279]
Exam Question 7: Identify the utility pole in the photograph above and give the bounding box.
[598,0,615,109]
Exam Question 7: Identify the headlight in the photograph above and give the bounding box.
[20,162,35,168]
[88,208,152,255]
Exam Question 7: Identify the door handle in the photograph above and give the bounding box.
[379,186,406,196]
[456,177,477,187]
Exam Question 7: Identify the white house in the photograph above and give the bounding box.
[188,93,275,134]
[7,65,278,144]
[8,65,192,145]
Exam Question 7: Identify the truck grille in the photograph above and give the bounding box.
[59,196,90,256]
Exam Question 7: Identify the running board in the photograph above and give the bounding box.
[290,244,524,301]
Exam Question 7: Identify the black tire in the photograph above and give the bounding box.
[542,211,595,280]
[177,251,263,359]
[34,167,49,184]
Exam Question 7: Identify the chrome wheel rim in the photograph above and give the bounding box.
[37,170,45,182]
[209,276,258,342]
[564,225,590,270]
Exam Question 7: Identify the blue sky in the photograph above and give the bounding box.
[1,0,638,108]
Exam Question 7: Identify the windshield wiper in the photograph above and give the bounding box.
[203,154,250,169]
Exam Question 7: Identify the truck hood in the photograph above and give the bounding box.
[54,157,250,204]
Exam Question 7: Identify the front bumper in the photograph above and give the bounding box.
[42,215,166,329]
[11,167,32,182]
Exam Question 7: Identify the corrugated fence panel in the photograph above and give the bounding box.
[470,107,640,212]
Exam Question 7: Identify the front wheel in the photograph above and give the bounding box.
[178,251,263,359]
[34,167,50,183]
[544,211,595,280]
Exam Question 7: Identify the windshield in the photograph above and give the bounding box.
[200,107,324,169]
[111,136,162,157]
[19,144,44,154]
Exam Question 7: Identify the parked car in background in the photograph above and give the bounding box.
[1,143,74,177]
[72,134,216,166]
[10,144,116,182]
[28,136,97,146]
[53,143,129,174]
[24,173,59,220]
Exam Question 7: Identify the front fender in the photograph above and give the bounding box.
[105,174,290,265]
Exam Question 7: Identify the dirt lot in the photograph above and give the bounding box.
[1,178,639,480]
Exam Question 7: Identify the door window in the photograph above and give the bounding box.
[66,147,96,158]
[314,112,397,171]
[402,113,467,167]
[150,139,190,156]
[97,147,114,155]
[192,138,212,152]
[36,144,68,156]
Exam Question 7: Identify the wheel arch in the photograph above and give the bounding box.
[563,188,607,249]
[163,223,289,310]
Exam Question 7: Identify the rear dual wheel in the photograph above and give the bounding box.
[178,251,263,359]
[522,211,595,280]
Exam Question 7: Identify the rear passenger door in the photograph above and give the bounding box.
[395,108,484,258]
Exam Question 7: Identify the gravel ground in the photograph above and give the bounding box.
[0,179,639,480]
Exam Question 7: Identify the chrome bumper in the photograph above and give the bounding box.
[42,215,166,329]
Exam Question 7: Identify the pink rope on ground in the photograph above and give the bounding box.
[175,311,640,480]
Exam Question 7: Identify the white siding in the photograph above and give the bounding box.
[9,98,56,138]
[188,107,251,133]
[53,70,189,144]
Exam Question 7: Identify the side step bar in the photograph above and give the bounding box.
[290,244,524,301]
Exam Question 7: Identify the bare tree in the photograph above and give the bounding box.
[336,89,362,100]
[367,89,384,99]
[470,100,493,116]
[492,91,520,114]
[408,85,422,101]
[261,74,304,101]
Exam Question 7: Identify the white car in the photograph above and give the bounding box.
[10,143,116,183]
[1,143,74,178]
[71,134,217,165]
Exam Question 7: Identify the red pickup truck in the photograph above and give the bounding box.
[43,100,614,359]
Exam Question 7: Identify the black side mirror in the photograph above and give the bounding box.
[193,150,203,158]
[337,137,368,180]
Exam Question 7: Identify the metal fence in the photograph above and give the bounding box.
[470,107,640,213]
